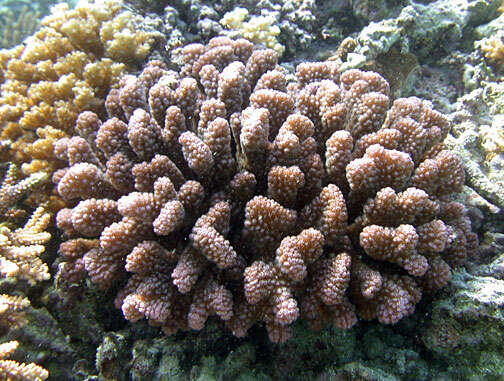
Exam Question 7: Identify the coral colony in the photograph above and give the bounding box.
[54,37,477,343]
[5,0,501,378]
[0,0,154,181]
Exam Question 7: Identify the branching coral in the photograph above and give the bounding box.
[0,206,51,284]
[0,295,49,380]
[0,6,40,49]
[220,8,284,56]
[0,163,48,220]
[0,163,51,284]
[0,294,30,332]
[55,37,477,343]
[0,341,48,381]
[0,0,157,195]
[480,33,504,67]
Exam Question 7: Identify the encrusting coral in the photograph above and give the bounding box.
[0,295,49,380]
[55,37,477,343]
[0,0,156,197]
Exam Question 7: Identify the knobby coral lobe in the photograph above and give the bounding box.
[55,37,477,343]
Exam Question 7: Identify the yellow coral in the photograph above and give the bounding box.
[0,356,49,381]
[480,35,504,66]
[0,294,30,331]
[0,0,156,198]
[480,116,504,187]
[221,7,249,29]
[221,8,285,56]
[0,340,49,380]
[0,206,51,285]
[0,163,48,218]
[0,298,49,380]
[0,296,48,380]
[100,11,154,62]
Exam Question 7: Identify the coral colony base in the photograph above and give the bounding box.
[54,37,477,343]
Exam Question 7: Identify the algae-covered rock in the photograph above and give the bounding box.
[422,270,504,379]
[447,83,504,210]
[341,0,499,71]
[96,331,131,381]
[192,343,269,381]
[4,304,75,379]
[130,337,186,381]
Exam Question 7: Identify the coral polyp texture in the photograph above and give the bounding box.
[0,0,156,186]
[55,37,477,343]
[0,294,30,331]
[0,206,51,285]
[0,162,48,220]
[0,295,49,380]
[220,7,284,56]
[0,341,48,381]
[0,163,51,284]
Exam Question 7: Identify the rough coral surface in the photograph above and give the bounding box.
[0,295,49,380]
[0,205,51,285]
[0,294,30,331]
[55,37,477,343]
[0,341,49,381]
[0,0,156,194]
[0,163,51,284]
[0,163,48,220]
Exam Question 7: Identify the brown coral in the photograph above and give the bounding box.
[0,0,156,205]
[55,37,477,343]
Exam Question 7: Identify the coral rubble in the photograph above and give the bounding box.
[339,0,500,71]
[54,37,476,343]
